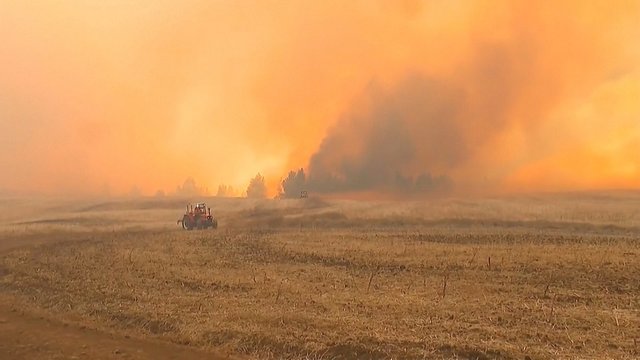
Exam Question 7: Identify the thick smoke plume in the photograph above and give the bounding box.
[306,75,462,195]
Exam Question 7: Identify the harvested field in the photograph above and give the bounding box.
[0,193,639,359]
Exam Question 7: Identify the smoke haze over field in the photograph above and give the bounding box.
[0,1,639,197]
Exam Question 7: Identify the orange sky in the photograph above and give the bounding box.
[0,1,638,197]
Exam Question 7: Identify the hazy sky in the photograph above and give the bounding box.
[1,1,638,196]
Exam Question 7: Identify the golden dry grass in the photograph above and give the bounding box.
[0,193,639,359]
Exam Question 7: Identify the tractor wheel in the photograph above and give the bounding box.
[182,215,192,230]
[211,219,218,229]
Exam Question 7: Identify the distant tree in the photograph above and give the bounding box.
[216,184,235,197]
[279,168,306,198]
[175,177,208,197]
[246,173,267,199]
[154,189,166,197]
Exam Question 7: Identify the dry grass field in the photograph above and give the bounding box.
[0,192,639,359]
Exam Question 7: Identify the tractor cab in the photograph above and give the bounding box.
[194,203,207,215]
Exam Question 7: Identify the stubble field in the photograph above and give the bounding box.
[0,192,639,359]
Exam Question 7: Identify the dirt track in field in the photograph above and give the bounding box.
[0,235,236,360]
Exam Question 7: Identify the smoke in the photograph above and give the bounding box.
[296,2,640,196]
[0,1,638,197]
[306,75,463,195]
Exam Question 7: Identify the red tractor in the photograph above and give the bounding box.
[177,203,218,230]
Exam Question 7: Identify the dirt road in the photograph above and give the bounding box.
[0,304,235,360]
[0,235,236,360]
